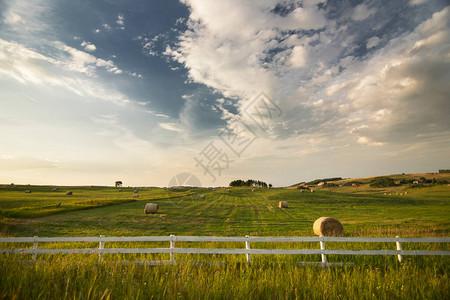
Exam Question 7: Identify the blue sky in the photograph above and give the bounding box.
[0,0,449,187]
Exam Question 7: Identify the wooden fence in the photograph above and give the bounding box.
[1,235,449,265]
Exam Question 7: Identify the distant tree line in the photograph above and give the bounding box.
[439,169,450,173]
[229,179,270,188]
[370,176,449,188]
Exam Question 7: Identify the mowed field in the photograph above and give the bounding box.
[0,183,449,299]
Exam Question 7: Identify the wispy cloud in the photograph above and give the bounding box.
[158,122,184,132]
[0,156,59,170]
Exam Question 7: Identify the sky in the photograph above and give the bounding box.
[0,0,449,187]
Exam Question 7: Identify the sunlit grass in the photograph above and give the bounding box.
[0,254,448,299]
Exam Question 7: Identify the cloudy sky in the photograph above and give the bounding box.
[0,0,449,187]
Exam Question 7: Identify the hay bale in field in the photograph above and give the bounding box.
[278,201,288,208]
[65,191,72,195]
[199,195,205,200]
[404,191,408,195]
[310,189,315,192]
[133,194,139,198]
[134,190,139,193]
[118,189,123,192]
[24,190,31,193]
[144,203,159,214]
[313,217,344,236]
[52,187,59,192]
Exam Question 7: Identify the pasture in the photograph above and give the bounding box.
[0,184,449,299]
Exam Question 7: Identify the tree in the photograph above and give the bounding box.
[229,179,268,187]
[115,181,123,187]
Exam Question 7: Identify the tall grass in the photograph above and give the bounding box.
[1,254,448,299]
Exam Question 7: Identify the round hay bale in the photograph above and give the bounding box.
[134,190,139,193]
[52,187,59,192]
[310,189,315,192]
[405,191,408,195]
[278,201,288,208]
[133,194,139,198]
[24,190,31,194]
[144,203,159,214]
[199,195,205,200]
[65,191,72,195]
[313,217,344,236]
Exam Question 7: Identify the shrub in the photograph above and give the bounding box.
[369,177,397,188]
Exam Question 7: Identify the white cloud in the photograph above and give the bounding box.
[116,14,125,30]
[168,1,450,157]
[366,36,380,49]
[156,113,169,118]
[409,0,427,6]
[81,41,97,52]
[351,3,376,21]
[167,0,329,100]
[288,45,307,68]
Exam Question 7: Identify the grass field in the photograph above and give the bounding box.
[0,183,449,299]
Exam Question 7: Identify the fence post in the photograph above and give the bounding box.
[99,235,105,261]
[33,236,38,261]
[245,235,251,265]
[396,236,403,263]
[320,236,327,266]
[170,235,175,263]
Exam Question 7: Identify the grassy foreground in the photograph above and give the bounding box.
[0,184,449,299]
[1,255,448,299]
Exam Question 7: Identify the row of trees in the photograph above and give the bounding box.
[229,179,272,188]
[370,176,449,187]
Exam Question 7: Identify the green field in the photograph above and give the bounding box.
[1,184,449,299]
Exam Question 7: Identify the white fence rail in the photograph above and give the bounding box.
[1,235,449,265]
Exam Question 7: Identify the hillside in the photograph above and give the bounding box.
[288,172,450,193]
